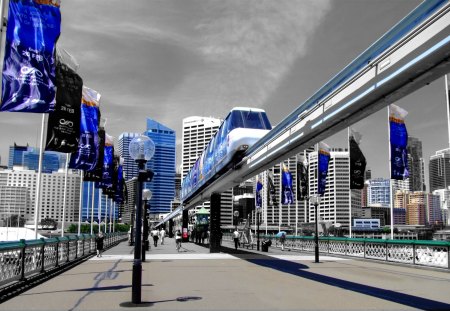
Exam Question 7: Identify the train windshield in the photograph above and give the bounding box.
[229,110,271,130]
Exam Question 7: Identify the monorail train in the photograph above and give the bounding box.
[181,107,272,201]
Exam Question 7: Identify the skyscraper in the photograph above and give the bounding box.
[23,150,61,173]
[429,148,450,193]
[118,132,140,181]
[407,137,425,191]
[144,118,176,215]
[8,144,30,169]
[181,116,234,224]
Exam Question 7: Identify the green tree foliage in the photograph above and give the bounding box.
[3,214,26,227]
[40,217,57,229]
[67,223,130,234]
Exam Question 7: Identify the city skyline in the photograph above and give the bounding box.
[0,0,448,191]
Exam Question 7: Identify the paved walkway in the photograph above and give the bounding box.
[1,238,450,310]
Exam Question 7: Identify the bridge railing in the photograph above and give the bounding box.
[263,236,450,269]
[0,232,127,293]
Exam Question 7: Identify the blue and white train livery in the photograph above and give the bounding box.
[181,107,271,202]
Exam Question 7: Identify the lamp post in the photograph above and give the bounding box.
[129,135,155,304]
[142,189,152,262]
[234,210,239,231]
[310,194,321,263]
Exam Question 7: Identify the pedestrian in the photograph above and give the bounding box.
[280,232,286,251]
[95,232,104,257]
[233,229,240,249]
[160,228,166,245]
[151,228,159,247]
[175,230,182,251]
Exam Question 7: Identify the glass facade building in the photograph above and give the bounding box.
[144,119,176,215]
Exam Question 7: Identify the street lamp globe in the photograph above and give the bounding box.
[143,189,152,201]
[129,135,155,161]
[310,194,321,205]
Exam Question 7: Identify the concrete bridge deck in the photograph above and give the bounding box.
[0,237,449,310]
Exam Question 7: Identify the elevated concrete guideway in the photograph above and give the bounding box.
[1,239,450,310]
[158,1,450,227]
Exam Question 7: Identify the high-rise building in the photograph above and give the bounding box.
[118,132,140,181]
[8,144,30,169]
[407,192,427,225]
[307,149,355,230]
[367,178,391,207]
[23,150,62,173]
[429,148,450,193]
[181,116,234,224]
[407,137,426,192]
[144,118,176,215]
[427,193,442,225]
[433,187,450,225]
[0,169,80,224]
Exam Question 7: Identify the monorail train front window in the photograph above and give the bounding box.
[230,110,271,130]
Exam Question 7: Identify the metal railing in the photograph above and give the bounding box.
[266,236,450,269]
[223,233,450,269]
[0,232,127,291]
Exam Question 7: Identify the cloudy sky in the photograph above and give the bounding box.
[0,0,448,188]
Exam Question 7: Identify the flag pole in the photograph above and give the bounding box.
[348,127,352,238]
[304,150,308,226]
[0,0,9,97]
[295,155,298,236]
[61,153,69,237]
[34,114,46,239]
[104,193,107,233]
[279,162,282,232]
[98,188,102,232]
[78,170,83,235]
[445,75,450,150]
[388,106,394,240]
[90,182,95,235]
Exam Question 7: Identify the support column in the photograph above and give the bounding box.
[210,193,221,253]
[182,209,189,242]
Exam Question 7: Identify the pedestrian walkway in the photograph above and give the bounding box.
[1,237,450,310]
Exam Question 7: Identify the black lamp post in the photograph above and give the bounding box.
[310,194,321,263]
[142,189,152,262]
[129,135,155,304]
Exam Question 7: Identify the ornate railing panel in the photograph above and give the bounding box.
[0,232,127,292]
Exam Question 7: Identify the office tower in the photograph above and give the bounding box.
[0,169,80,224]
[367,178,391,207]
[118,132,141,181]
[182,116,221,177]
[365,169,372,181]
[23,150,61,173]
[144,118,176,215]
[307,149,354,230]
[0,186,29,225]
[8,144,30,169]
[429,148,450,193]
[174,172,181,200]
[407,192,427,225]
[432,188,450,225]
[80,182,111,224]
[181,116,234,224]
[394,190,408,225]
[427,193,442,225]
[407,137,426,191]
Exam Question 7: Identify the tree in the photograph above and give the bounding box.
[3,214,26,227]
[40,217,57,230]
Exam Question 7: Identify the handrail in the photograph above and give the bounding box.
[0,232,127,297]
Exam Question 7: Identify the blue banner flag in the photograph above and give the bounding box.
[1,0,61,112]
[98,134,114,189]
[317,142,330,196]
[69,87,101,171]
[389,104,409,180]
[349,129,367,189]
[114,164,124,204]
[282,163,294,204]
[255,175,263,208]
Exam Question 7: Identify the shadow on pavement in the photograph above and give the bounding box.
[221,245,450,311]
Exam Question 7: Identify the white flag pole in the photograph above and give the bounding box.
[78,170,84,235]
[295,155,298,236]
[34,114,46,239]
[445,75,450,149]
[61,153,69,237]
[90,182,95,235]
[388,106,394,240]
[348,127,352,238]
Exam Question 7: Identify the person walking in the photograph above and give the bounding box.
[151,228,159,247]
[280,232,286,251]
[233,229,240,250]
[95,232,104,257]
[160,228,166,245]
[175,230,182,251]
